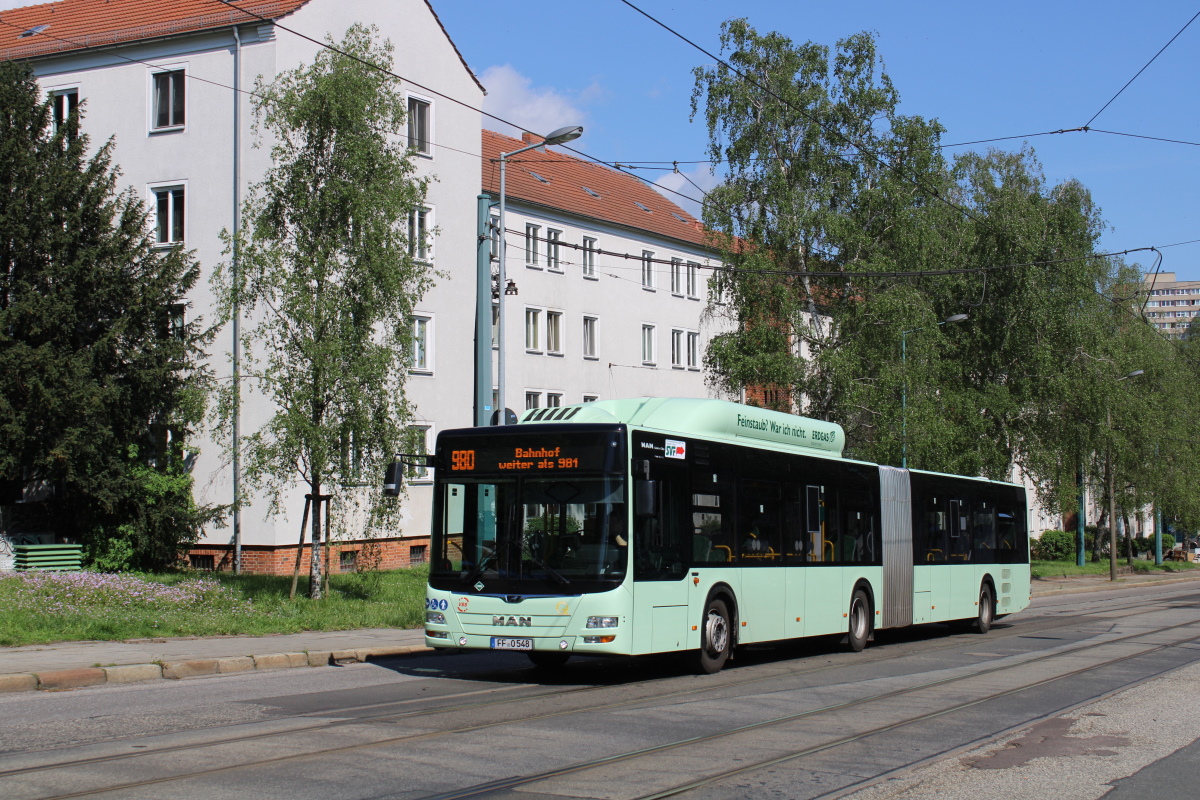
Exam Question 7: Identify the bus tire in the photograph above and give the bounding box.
[696,597,732,674]
[972,583,995,634]
[528,651,570,669]
[847,589,871,652]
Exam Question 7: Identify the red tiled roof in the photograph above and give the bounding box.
[0,1,311,61]
[482,129,712,250]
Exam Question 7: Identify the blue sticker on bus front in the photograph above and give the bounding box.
[426,598,448,611]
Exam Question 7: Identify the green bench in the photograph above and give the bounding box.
[13,543,83,571]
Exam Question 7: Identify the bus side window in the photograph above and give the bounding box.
[738,479,781,563]
[919,493,947,564]
[692,469,733,564]
[972,500,996,558]
[805,484,825,562]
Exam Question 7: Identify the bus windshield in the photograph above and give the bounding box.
[430,475,627,594]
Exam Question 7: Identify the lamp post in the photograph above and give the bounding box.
[1108,368,1143,581]
[495,124,582,425]
[901,313,967,469]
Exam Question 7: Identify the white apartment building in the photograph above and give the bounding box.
[3,0,725,572]
[1143,271,1200,340]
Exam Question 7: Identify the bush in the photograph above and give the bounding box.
[1033,529,1076,561]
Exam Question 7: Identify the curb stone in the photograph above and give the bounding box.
[0,644,434,695]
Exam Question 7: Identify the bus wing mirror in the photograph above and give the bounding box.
[635,480,658,519]
[382,458,404,496]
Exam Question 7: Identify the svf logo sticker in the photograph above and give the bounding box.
[664,439,686,459]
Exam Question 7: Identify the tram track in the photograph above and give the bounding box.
[4,587,1191,780]
[7,596,1200,800]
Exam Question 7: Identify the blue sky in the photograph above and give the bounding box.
[433,0,1200,281]
[2,1,1196,279]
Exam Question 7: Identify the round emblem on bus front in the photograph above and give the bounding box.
[457,597,470,613]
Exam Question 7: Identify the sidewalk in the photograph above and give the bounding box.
[3,568,1199,694]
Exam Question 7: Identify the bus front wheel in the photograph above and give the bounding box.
[696,597,732,674]
[972,583,995,634]
[847,589,871,652]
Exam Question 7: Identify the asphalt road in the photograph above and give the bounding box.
[2,582,1199,800]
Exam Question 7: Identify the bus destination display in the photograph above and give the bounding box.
[440,434,618,474]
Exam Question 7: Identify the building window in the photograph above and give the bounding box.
[408,207,430,261]
[642,250,655,289]
[582,236,597,278]
[582,316,598,359]
[52,89,78,138]
[526,391,541,409]
[167,303,186,340]
[687,331,700,369]
[340,550,358,572]
[491,302,499,349]
[671,329,684,368]
[546,310,562,353]
[583,394,598,403]
[489,215,500,259]
[410,315,431,372]
[546,229,561,271]
[406,425,431,481]
[409,544,428,565]
[525,308,541,351]
[525,224,540,266]
[671,258,683,295]
[687,261,700,297]
[547,393,563,408]
[189,554,214,571]
[152,69,185,129]
[153,186,185,245]
[641,324,656,365]
[407,96,430,155]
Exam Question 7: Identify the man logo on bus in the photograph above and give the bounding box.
[494,616,532,627]
[665,439,686,459]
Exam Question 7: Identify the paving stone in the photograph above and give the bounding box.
[36,668,105,690]
[103,664,162,684]
[216,656,255,674]
[307,651,332,667]
[253,653,297,671]
[161,659,219,679]
[0,673,38,693]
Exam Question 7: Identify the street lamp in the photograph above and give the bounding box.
[495,125,583,425]
[901,313,968,468]
[1108,368,1144,581]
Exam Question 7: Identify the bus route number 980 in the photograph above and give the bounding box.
[451,450,475,471]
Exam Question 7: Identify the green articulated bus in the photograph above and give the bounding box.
[422,397,1030,673]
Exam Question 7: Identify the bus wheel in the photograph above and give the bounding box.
[972,583,995,634]
[847,589,871,652]
[528,651,570,669]
[697,597,731,674]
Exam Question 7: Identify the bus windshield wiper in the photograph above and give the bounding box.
[525,552,571,585]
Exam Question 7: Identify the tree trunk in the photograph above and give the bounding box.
[309,473,324,600]
[1123,511,1134,565]
[1092,507,1107,563]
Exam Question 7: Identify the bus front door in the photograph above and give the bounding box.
[631,456,691,654]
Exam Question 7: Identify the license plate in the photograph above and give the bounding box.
[491,637,533,651]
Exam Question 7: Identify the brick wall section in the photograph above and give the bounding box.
[744,384,794,413]
[187,536,430,575]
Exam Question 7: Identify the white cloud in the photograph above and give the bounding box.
[480,64,589,141]
[653,164,720,220]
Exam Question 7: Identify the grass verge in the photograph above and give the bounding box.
[0,567,428,647]
[1031,559,1199,579]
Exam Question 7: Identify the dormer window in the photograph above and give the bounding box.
[19,24,49,38]
[528,171,549,184]
[583,186,601,199]
[634,201,651,212]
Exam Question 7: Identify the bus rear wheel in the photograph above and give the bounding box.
[528,651,570,669]
[696,597,731,674]
[847,589,871,652]
[972,583,995,634]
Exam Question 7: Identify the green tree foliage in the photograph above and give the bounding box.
[692,20,1200,520]
[0,62,213,569]
[213,26,434,599]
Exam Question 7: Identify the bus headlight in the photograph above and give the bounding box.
[583,635,617,644]
[586,616,618,628]
[425,610,446,624]
[426,630,449,639]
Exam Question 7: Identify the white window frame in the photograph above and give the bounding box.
[641,323,656,365]
[525,391,541,410]
[525,224,541,267]
[641,250,655,290]
[671,258,683,295]
[491,302,499,350]
[583,394,599,403]
[546,228,562,272]
[546,392,563,408]
[408,205,433,262]
[546,309,563,355]
[49,86,79,137]
[148,64,187,133]
[686,261,700,298]
[582,236,597,279]
[409,314,433,374]
[406,93,433,158]
[582,315,598,360]
[687,330,700,370]
[525,307,542,352]
[148,181,187,246]
[406,424,433,482]
[670,329,684,368]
